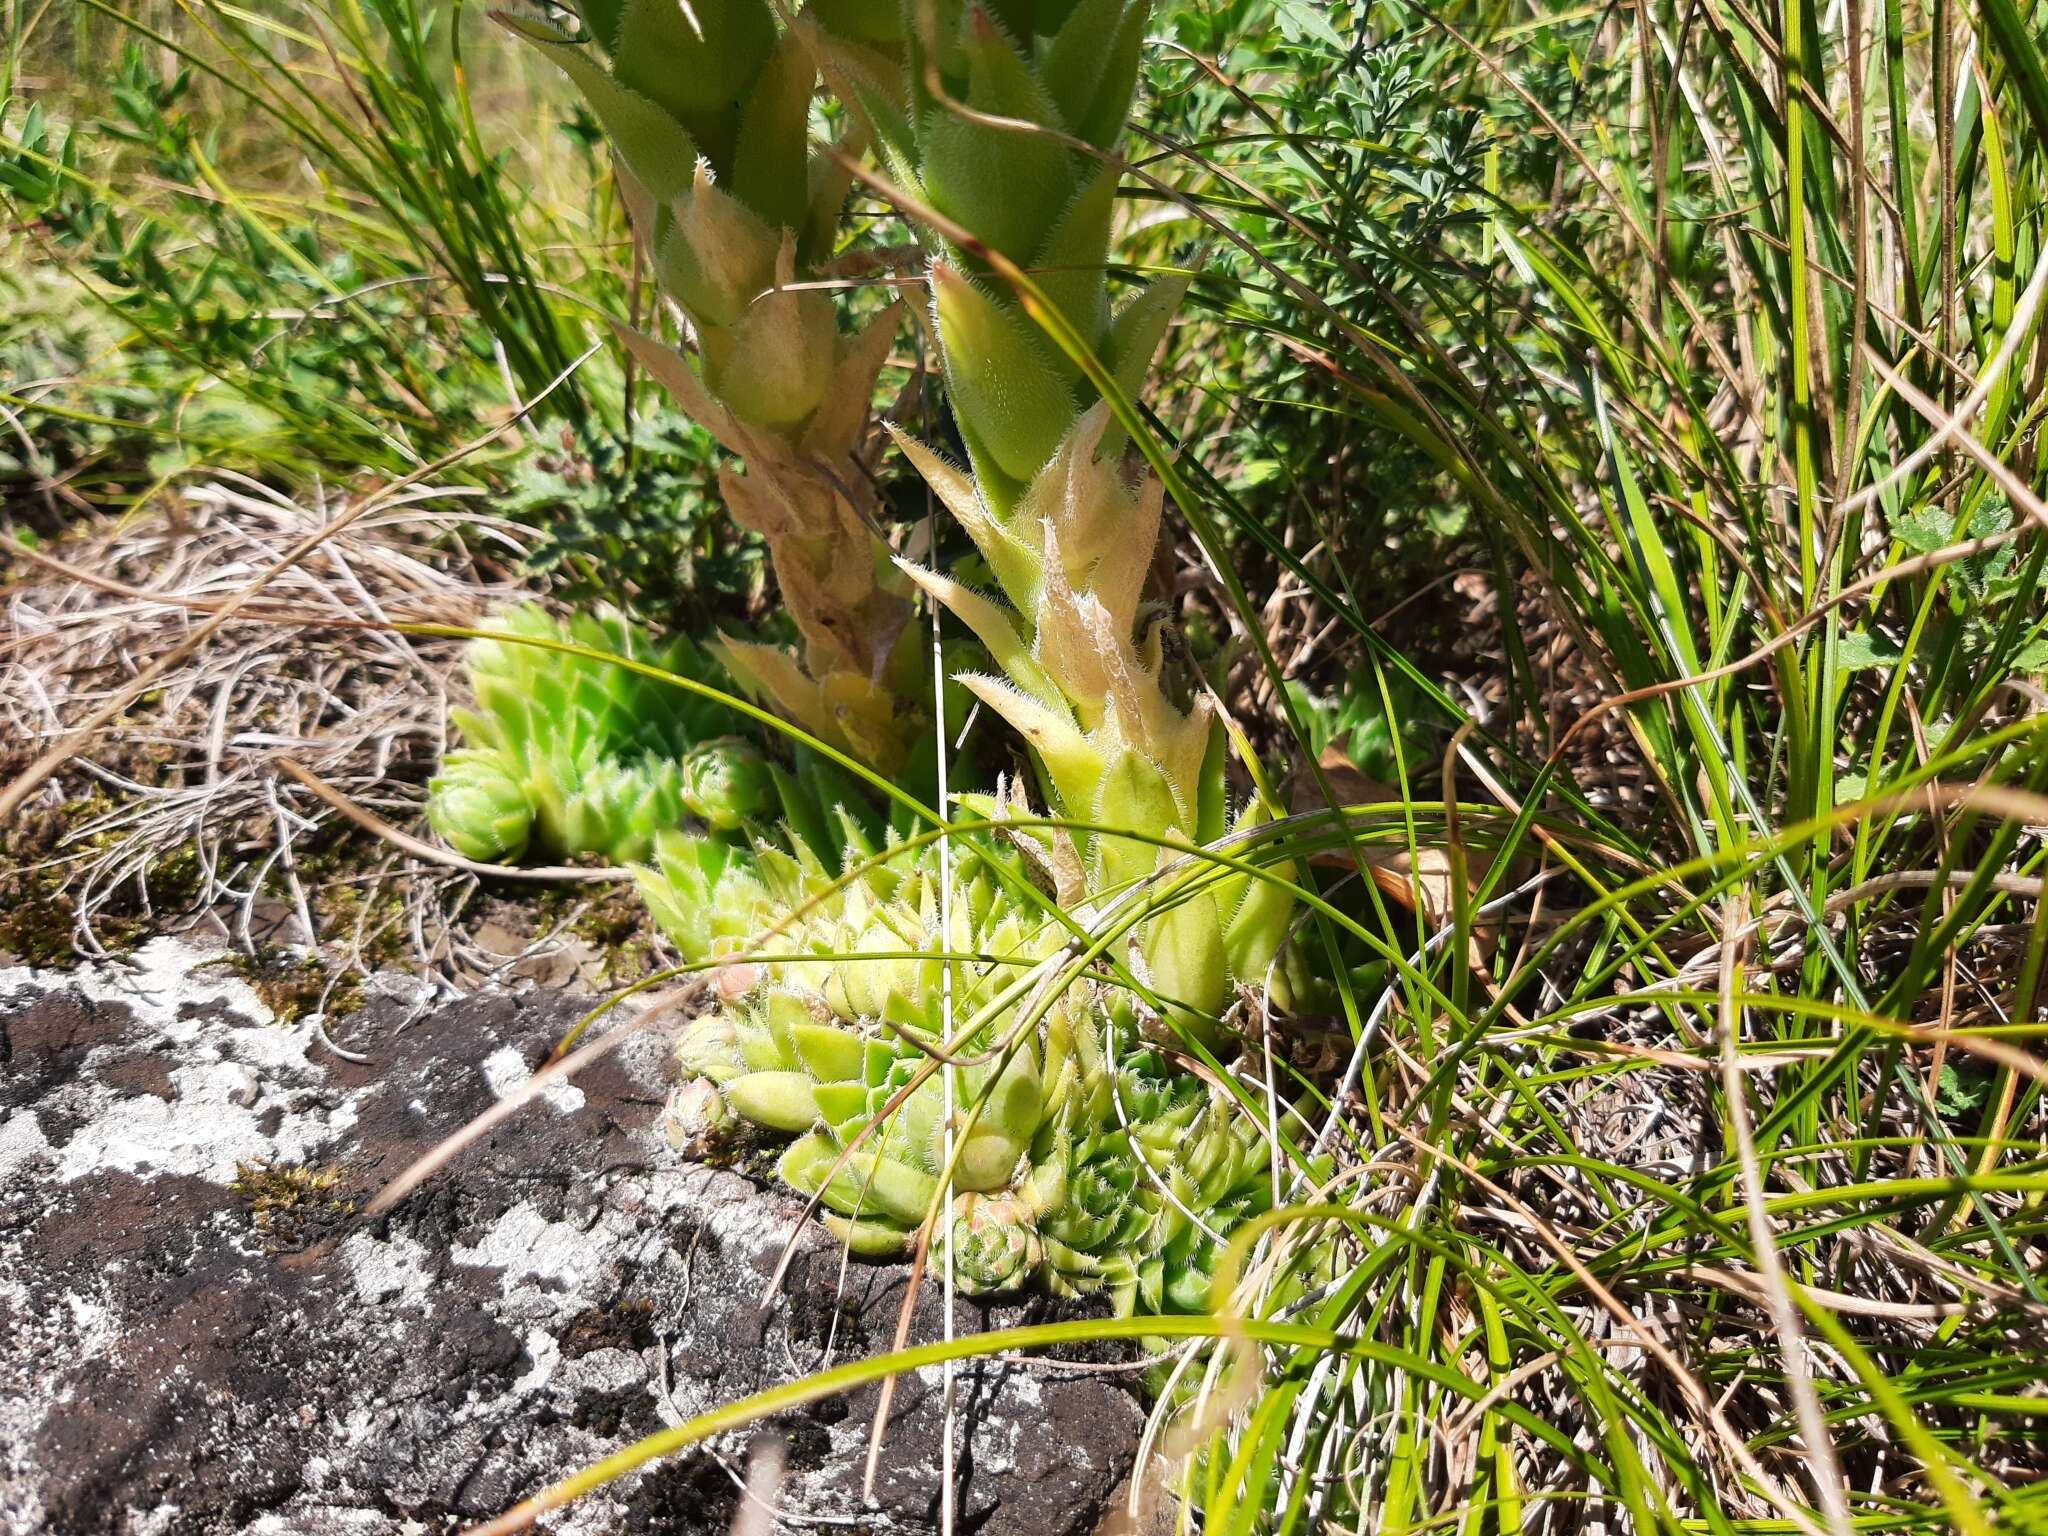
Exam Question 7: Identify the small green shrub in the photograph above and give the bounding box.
[505,409,766,623]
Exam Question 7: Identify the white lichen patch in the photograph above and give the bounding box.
[0,938,363,1186]
[2,941,1139,1535]
[452,1201,606,1311]
[0,1112,52,1181]
[338,1230,433,1308]
[480,1046,587,1115]
[1,935,273,1037]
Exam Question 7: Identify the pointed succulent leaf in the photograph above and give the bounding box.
[802,300,903,457]
[823,1212,915,1256]
[812,1081,872,1132]
[932,262,1079,486]
[1104,272,1189,432]
[609,320,746,454]
[917,9,1076,260]
[789,1020,867,1083]
[778,1130,844,1191]
[1193,711,1228,844]
[766,758,837,872]
[611,0,777,124]
[956,673,1103,810]
[1142,893,1229,1036]
[802,1147,943,1225]
[707,235,836,428]
[817,669,910,769]
[800,132,860,268]
[657,164,780,327]
[953,1054,1041,1189]
[716,635,840,744]
[1089,750,1178,891]
[922,111,1074,270]
[445,704,505,753]
[892,559,1057,704]
[884,426,1044,606]
[505,17,698,204]
[1217,801,1295,987]
[725,1070,824,1132]
[732,30,816,232]
[1031,160,1118,345]
[960,4,1066,130]
[1048,0,1147,147]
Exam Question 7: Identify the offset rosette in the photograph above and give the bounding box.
[426,604,755,866]
[948,1192,1047,1291]
[679,738,777,831]
[425,749,535,863]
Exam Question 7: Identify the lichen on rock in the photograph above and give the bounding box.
[0,938,1142,1535]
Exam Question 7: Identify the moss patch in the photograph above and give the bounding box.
[230,1158,355,1249]
[203,947,365,1023]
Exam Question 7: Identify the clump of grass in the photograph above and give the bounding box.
[0,0,772,623]
[1115,0,2048,1528]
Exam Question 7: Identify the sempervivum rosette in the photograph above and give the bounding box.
[426,604,768,865]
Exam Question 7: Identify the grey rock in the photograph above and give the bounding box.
[0,940,1145,1536]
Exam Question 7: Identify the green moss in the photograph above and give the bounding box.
[230,1158,354,1248]
[0,884,81,967]
[571,884,647,949]
[314,882,410,972]
[205,946,365,1024]
[0,784,210,965]
[0,788,103,965]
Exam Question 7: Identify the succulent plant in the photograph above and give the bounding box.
[807,0,1303,1039]
[617,0,1317,1321]
[508,0,922,769]
[647,797,1325,1314]
[499,0,1318,1328]
[426,604,771,865]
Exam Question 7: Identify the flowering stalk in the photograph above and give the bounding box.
[507,0,919,768]
[633,0,1322,1319]
[810,0,1299,1034]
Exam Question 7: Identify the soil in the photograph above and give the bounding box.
[0,939,1145,1535]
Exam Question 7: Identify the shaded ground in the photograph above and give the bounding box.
[0,939,1144,1535]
